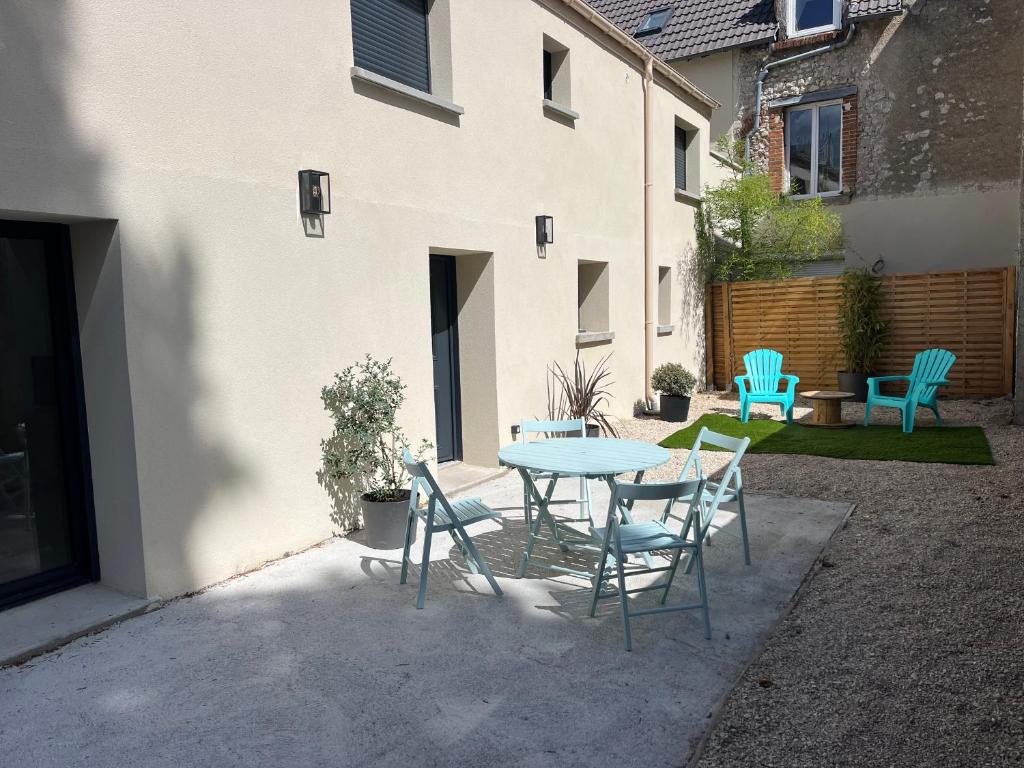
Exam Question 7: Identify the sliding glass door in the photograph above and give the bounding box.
[0,220,96,610]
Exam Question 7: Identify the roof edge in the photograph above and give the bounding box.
[553,0,721,109]
[668,32,778,63]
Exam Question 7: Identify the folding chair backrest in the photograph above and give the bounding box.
[742,349,783,394]
[520,417,586,443]
[610,478,706,529]
[402,448,447,516]
[677,427,751,508]
[907,348,956,403]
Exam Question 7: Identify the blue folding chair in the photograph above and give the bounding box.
[400,449,503,609]
[676,427,752,567]
[519,418,593,527]
[864,348,956,433]
[735,349,799,424]
[589,477,710,651]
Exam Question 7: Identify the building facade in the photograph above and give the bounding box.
[0,0,714,606]
[595,0,1024,275]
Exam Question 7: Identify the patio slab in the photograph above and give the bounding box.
[0,473,851,768]
[0,583,153,667]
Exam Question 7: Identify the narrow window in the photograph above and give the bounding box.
[542,36,571,110]
[543,50,553,100]
[577,261,610,333]
[636,8,672,37]
[674,126,689,191]
[351,0,430,93]
[786,102,843,197]
[789,0,841,36]
[658,267,672,327]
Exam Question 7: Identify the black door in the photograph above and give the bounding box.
[429,255,462,463]
[0,220,96,611]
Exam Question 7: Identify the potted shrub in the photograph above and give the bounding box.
[651,363,697,422]
[547,353,619,437]
[320,356,430,549]
[837,269,888,402]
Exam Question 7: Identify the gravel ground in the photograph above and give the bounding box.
[618,393,1024,768]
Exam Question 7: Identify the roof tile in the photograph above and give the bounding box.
[586,0,777,61]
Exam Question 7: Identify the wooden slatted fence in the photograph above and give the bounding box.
[705,267,1016,397]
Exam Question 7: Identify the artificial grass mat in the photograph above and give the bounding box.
[659,413,994,465]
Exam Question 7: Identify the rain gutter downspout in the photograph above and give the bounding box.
[553,0,720,407]
[745,23,857,165]
[643,56,656,407]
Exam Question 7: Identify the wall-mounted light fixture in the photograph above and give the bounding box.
[298,170,331,215]
[535,215,554,245]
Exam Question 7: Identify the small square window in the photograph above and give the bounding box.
[788,0,841,36]
[635,8,672,37]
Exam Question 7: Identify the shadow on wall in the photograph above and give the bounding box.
[128,237,248,596]
[677,244,707,384]
[3,2,251,598]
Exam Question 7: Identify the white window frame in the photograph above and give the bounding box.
[787,0,842,38]
[784,99,844,199]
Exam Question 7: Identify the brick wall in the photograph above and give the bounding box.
[764,93,858,195]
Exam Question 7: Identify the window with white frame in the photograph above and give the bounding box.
[785,101,843,197]
[787,0,841,37]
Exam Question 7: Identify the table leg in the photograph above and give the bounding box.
[515,468,569,578]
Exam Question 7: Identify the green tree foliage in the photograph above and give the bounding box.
[320,356,430,502]
[697,137,844,282]
[651,363,697,397]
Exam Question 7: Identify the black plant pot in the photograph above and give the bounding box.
[838,371,869,403]
[660,395,691,422]
[585,423,601,438]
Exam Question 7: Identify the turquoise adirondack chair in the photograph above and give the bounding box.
[735,349,799,424]
[864,348,956,433]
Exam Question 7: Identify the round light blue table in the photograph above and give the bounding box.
[498,438,671,579]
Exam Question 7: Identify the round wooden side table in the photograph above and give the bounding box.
[800,390,855,428]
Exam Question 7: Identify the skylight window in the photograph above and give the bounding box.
[635,7,672,37]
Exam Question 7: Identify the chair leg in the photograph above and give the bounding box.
[902,404,916,434]
[459,531,502,597]
[589,528,613,618]
[693,539,712,640]
[929,403,943,426]
[399,509,416,585]
[863,400,873,427]
[451,530,479,575]
[784,402,794,425]
[615,550,632,652]
[416,527,434,609]
[737,486,751,566]
[740,397,750,423]
[659,548,683,605]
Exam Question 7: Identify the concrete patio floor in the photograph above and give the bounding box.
[0,473,850,768]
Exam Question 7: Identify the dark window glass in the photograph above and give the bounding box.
[787,107,813,195]
[674,126,689,191]
[794,0,835,31]
[543,50,553,100]
[817,103,842,193]
[351,0,430,93]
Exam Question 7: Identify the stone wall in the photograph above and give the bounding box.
[738,0,1023,201]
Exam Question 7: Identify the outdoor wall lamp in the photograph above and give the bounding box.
[299,170,331,215]
[535,215,554,245]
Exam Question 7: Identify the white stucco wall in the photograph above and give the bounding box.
[0,0,711,598]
